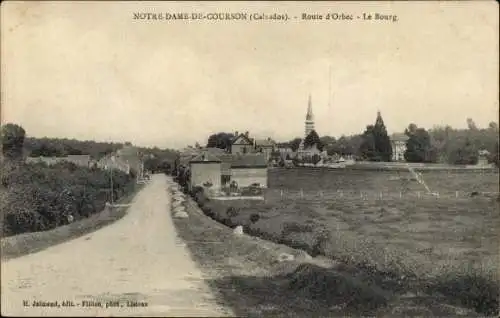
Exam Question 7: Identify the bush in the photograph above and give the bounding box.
[194,189,210,206]
[227,207,239,218]
[282,221,315,236]
[249,213,260,224]
[1,163,136,237]
[191,186,204,198]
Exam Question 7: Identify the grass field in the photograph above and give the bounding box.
[199,168,499,315]
[175,196,480,317]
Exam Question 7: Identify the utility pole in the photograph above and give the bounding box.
[110,155,115,205]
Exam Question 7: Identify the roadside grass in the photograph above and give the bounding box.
[0,184,144,260]
[173,194,481,317]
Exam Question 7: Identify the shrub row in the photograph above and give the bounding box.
[0,161,136,237]
[187,185,331,257]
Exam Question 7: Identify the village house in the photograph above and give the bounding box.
[26,154,92,168]
[390,133,408,162]
[227,153,267,188]
[277,147,295,160]
[254,138,276,162]
[188,153,222,192]
[96,154,130,174]
[477,149,491,166]
[187,150,268,194]
[230,131,254,155]
[116,145,144,178]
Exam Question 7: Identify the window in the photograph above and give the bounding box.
[221,175,231,185]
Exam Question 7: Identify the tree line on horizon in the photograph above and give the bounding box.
[201,114,499,166]
[1,123,179,175]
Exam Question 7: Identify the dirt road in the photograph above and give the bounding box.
[1,174,233,317]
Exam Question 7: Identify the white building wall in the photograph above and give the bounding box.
[190,163,222,191]
[391,141,407,161]
[231,168,268,188]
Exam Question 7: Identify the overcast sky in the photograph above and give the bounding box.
[1,1,498,149]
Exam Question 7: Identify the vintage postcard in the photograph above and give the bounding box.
[1,1,499,317]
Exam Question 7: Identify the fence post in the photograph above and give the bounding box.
[280,189,283,200]
[399,191,402,199]
[417,191,421,199]
[379,191,383,200]
[300,188,304,199]
[339,190,343,198]
[360,191,363,199]
[455,191,459,198]
[319,190,323,198]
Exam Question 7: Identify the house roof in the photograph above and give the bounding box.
[231,133,254,145]
[190,152,222,163]
[179,155,195,166]
[203,147,227,155]
[255,139,275,147]
[230,154,267,168]
[66,155,91,166]
[391,133,409,142]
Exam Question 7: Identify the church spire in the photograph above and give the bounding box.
[306,94,313,121]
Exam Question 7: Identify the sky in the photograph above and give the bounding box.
[1,1,498,149]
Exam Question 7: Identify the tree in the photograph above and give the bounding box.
[1,123,26,160]
[206,132,234,150]
[312,154,321,165]
[448,137,478,165]
[359,125,378,161]
[289,138,302,152]
[359,112,392,161]
[467,118,478,131]
[489,142,499,167]
[404,125,436,163]
[303,130,323,150]
[373,111,392,161]
[488,121,498,131]
[428,120,498,164]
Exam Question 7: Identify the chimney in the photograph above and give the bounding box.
[235,131,239,137]
[245,131,249,137]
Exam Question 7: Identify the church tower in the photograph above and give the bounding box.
[298,94,315,156]
[305,94,315,137]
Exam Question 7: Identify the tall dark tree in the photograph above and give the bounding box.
[359,125,378,160]
[303,130,323,150]
[373,111,393,161]
[1,123,26,160]
[359,112,392,161]
[490,141,499,167]
[289,138,302,152]
[206,132,234,150]
[404,125,436,163]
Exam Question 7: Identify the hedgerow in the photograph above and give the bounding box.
[0,161,136,237]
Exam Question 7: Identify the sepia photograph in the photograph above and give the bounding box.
[1,1,499,317]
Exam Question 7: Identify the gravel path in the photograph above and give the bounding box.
[1,174,233,317]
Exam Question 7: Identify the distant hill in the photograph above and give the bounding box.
[23,137,178,164]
